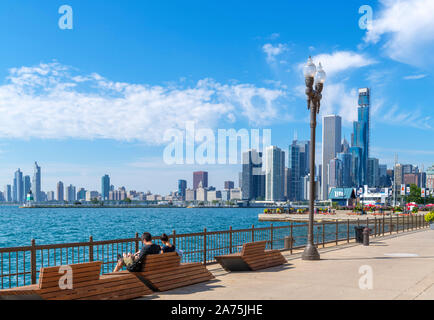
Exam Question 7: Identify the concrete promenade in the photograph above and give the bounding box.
[144,229,434,300]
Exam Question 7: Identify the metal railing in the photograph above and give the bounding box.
[0,214,428,289]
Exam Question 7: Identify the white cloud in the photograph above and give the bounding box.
[309,51,376,78]
[262,43,288,64]
[403,74,427,80]
[0,62,287,144]
[364,0,434,67]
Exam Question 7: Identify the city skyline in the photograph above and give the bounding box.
[0,1,433,193]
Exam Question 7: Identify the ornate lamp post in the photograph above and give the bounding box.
[302,57,326,261]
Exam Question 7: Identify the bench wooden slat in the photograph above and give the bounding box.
[131,252,214,292]
[0,261,151,300]
[215,241,286,272]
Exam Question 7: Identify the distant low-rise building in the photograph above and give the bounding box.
[86,191,99,201]
[185,189,195,201]
[196,187,207,202]
[230,188,242,200]
[207,190,222,202]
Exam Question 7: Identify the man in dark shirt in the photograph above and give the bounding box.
[113,232,161,272]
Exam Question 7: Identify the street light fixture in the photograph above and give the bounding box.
[302,57,326,261]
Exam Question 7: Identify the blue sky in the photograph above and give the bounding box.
[0,0,433,194]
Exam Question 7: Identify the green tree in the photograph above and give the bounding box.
[407,184,423,204]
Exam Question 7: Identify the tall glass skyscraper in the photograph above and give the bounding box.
[32,162,41,202]
[352,88,370,186]
[23,175,31,199]
[13,169,24,203]
[178,179,187,200]
[101,174,110,200]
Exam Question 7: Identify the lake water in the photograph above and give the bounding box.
[0,206,285,248]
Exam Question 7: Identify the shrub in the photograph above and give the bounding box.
[424,211,434,223]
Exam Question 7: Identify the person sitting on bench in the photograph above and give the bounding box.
[113,232,161,272]
[160,233,176,253]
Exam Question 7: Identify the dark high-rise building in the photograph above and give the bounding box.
[224,181,234,190]
[337,152,352,187]
[352,88,370,186]
[367,158,380,187]
[77,188,87,201]
[242,150,265,200]
[193,171,208,190]
[288,141,301,201]
[178,180,187,200]
[350,146,363,187]
[101,174,110,201]
[23,175,31,199]
[57,181,64,202]
[328,158,343,188]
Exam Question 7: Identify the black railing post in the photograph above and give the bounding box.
[251,225,255,242]
[89,236,94,262]
[172,230,176,248]
[322,222,325,248]
[270,224,273,250]
[374,217,377,237]
[390,215,393,234]
[135,232,139,253]
[203,228,207,266]
[347,219,350,243]
[229,226,233,254]
[335,220,338,245]
[31,239,36,285]
[290,224,293,254]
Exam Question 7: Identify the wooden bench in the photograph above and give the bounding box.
[124,252,214,292]
[215,241,287,271]
[0,261,152,300]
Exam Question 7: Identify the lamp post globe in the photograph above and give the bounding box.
[303,56,317,79]
[315,62,326,84]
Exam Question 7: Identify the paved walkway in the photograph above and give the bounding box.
[143,229,434,300]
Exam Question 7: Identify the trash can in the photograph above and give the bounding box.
[354,226,364,243]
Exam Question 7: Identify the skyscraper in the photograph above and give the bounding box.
[101,174,110,201]
[288,141,301,201]
[367,158,380,187]
[352,88,370,186]
[13,169,24,203]
[241,150,264,200]
[4,185,12,202]
[224,181,234,190]
[265,146,285,201]
[193,171,208,190]
[349,146,363,187]
[57,181,64,202]
[178,180,187,200]
[322,115,342,200]
[23,175,31,198]
[328,158,343,189]
[32,162,41,202]
[66,185,76,202]
[337,151,352,187]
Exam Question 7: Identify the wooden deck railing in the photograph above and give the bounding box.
[0,214,428,289]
